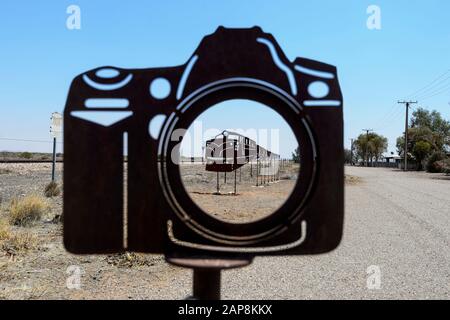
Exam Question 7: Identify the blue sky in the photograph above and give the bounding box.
[0,0,449,156]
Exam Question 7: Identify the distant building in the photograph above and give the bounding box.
[382,153,401,166]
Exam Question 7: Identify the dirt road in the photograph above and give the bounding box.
[1,165,449,299]
[221,166,450,299]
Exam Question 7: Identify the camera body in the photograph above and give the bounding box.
[63,27,344,256]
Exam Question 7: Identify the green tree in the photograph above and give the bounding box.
[410,108,450,150]
[412,141,431,170]
[344,148,353,164]
[397,108,450,170]
[19,152,32,159]
[292,147,300,163]
[354,132,388,166]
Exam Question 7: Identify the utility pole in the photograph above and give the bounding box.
[398,101,418,171]
[362,129,373,167]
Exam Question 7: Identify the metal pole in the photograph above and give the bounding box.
[216,171,219,193]
[193,268,221,300]
[278,158,280,180]
[256,159,259,186]
[270,159,272,182]
[404,103,409,171]
[234,169,237,194]
[51,137,56,182]
[224,172,226,184]
[239,167,241,183]
[165,256,253,301]
[263,161,266,184]
[271,159,274,182]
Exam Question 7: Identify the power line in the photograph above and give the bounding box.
[413,81,450,101]
[374,69,450,132]
[371,103,399,129]
[403,69,450,100]
[0,137,63,144]
[373,105,405,131]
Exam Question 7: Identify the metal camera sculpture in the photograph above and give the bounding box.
[63,27,344,257]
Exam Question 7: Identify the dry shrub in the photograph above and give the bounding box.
[44,181,61,198]
[3,231,38,252]
[0,219,38,254]
[0,219,11,242]
[106,252,162,268]
[8,195,49,226]
[345,174,361,185]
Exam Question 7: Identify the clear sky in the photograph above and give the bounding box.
[1,0,449,156]
[181,100,297,158]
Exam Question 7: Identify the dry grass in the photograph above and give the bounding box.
[105,252,162,268]
[0,219,38,254]
[3,231,39,252]
[8,195,49,226]
[345,174,362,185]
[44,181,61,198]
[0,219,11,242]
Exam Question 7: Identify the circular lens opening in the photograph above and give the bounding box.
[178,99,300,224]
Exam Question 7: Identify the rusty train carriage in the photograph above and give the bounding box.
[205,130,279,172]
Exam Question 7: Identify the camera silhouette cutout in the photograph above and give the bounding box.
[63,26,344,256]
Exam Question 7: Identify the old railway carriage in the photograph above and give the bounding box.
[205,130,278,172]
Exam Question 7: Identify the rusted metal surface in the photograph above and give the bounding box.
[205,130,277,173]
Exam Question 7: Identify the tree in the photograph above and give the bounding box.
[397,108,450,170]
[292,147,300,163]
[354,132,388,166]
[19,152,32,159]
[410,108,450,151]
[370,135,388,162]
[344,148,353,164]
[412,141,431,170]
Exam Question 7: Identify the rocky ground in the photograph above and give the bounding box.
[0,164,449,299]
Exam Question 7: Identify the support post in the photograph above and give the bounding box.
[234,169,237,194]
[165,256,253,300]
[216,171,219,194]
[256,159,259,186]
[51,137,57,182]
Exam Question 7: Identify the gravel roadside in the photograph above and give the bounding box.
[1,165,449,299]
